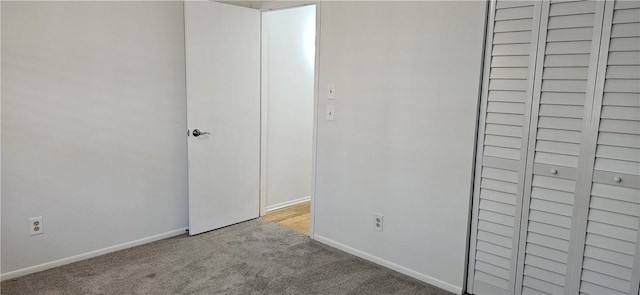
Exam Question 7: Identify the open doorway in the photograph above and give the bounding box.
[260,5,316,236]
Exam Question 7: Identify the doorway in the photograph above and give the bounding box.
[185,1,317,237]
[259,5,317,236]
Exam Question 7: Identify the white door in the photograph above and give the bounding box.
[466,1,541,294]
[184,1,260,235]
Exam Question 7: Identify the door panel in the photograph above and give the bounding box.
[184,1,260,235]
[467,1,541,294]
[515,1,605,293]
[576,1,640,294]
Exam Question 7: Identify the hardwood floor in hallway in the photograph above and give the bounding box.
[262,201,310,235]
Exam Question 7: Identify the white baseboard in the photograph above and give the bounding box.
[0,227,188,281]
[265,195,310,212]
[313,234,463,295]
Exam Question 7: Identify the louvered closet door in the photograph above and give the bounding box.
[576,1,640,294]
[514,1,606,294]
[467,1,541,294]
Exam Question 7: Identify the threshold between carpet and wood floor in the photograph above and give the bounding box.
[0,218,452,295]
[263,201,311,235]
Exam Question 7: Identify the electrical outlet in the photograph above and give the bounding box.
[374,214,383,232]
[29,216,43,236]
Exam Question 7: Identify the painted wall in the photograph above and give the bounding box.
[217,0,316,11]
[218,1,253,8]
[1,1,488,291]
[1,1,188,275]
[251,1,315,11]
[263,6,315,210]
[313,2,486,294]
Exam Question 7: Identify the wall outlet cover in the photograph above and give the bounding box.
[29,216,43,236]
[374,214,383,232]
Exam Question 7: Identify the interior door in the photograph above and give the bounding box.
[184,1,260,235]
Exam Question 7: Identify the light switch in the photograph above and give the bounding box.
[328,83,336,100]
[326,105,335,121]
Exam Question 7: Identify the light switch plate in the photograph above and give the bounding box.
[328,83,336,100]
[327,105,335,121]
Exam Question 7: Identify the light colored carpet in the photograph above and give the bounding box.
[1,219,452,295]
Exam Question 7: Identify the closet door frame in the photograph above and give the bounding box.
[513,0,607,293]
[466,1,543,293]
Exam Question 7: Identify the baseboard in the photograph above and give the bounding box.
[313,234,463,295]
[265,196,310,212]
[0,227,188,281]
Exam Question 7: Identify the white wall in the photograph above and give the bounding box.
[313,2,486,294]
[251,1,315,11]
[218,0,315,11]
[0,1,488,291]
[263,6,315,210]
[218,1,253,8]
[1,1,188,276]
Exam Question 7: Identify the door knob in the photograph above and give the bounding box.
[550,169,558,175]
[614,176,622,183]
[192,129,210,137]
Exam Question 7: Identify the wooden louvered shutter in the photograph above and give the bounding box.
[568,1,640,294]
[467,1,542,294]
[514,0,606,294]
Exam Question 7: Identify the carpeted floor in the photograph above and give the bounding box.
[1,219,452,295]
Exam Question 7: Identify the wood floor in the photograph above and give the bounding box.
[262,201,310,235]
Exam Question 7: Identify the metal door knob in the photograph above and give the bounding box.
[614,176,622,183]
[192,129,210,137]
[550,169,558,175]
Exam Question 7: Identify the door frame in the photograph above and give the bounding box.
[258,2,320,238]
